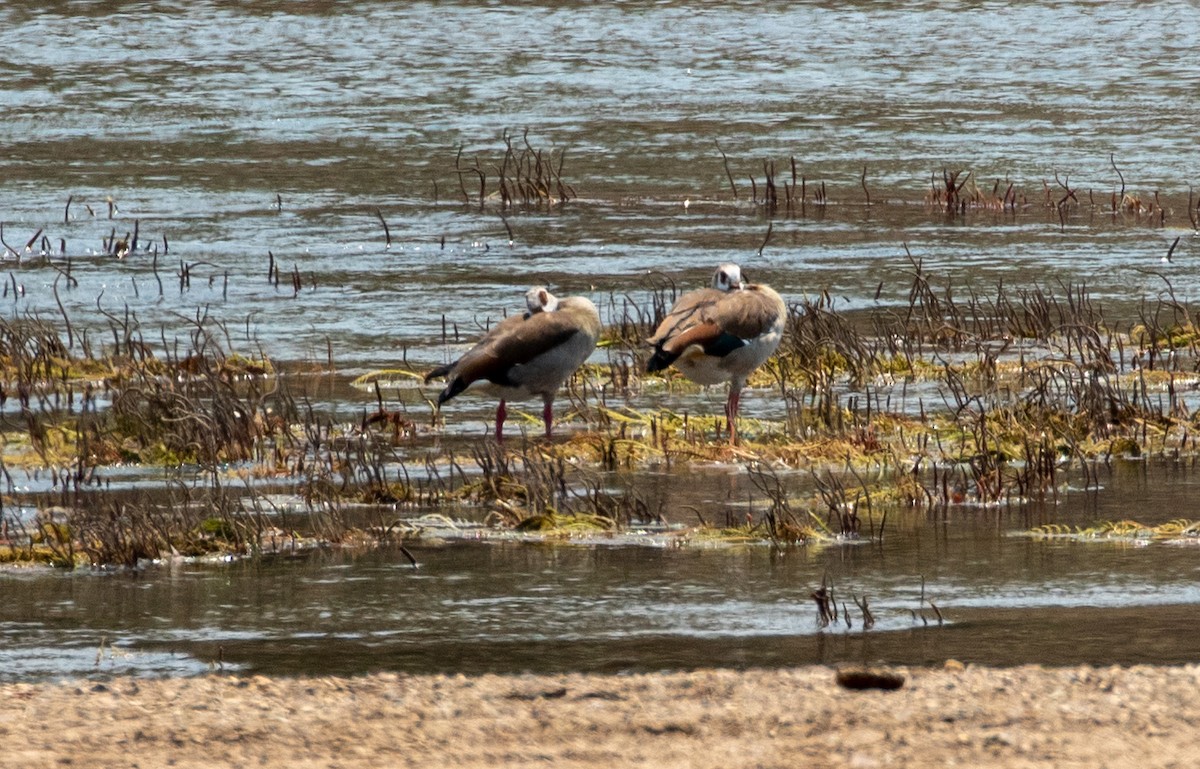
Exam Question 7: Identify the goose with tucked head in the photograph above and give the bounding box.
[426,287,601,441]
[646,263,785,443]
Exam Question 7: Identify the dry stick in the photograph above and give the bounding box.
[554,146,571,202]
[46,257,77,289]
[500,212,514,245]
[130,219,139,254]
[0,224,18,258]
[152,251,163,296]
[521,129,544,203]
[715,140,738,200]
[375,209,392,249]
[52,275,74,347]
[275,193,282,212]
[64,195,73,224]
[861,165,871,206]
[763,159,777,209]
[473,165,486,209]
[493,162,510,209]
[853,594,875,630]
[790,156,798,200]
[757,222,773,257]
[1111,153,1125,200]
[454,145,470,204]
[23,229,43,253]
[1054,171,1077,209]
[497,136,512,207]
[1166,236,1181,263]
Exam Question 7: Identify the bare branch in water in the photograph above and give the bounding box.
[376,209,392,249]
[715,140,738,200]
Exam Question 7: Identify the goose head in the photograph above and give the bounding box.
[711,263,745,292]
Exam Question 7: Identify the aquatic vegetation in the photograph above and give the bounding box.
[452,128,575,211]
[9,179,1200,566]
[1027,518,1200,542]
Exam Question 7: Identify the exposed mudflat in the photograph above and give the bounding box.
[4,664,1198,768]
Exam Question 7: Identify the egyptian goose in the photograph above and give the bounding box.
[646,263,786,443]
[425,287,601,441]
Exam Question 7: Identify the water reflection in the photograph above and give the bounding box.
[1,459,1198,680]
[0,1,1198,373]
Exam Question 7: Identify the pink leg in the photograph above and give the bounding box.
[725,389,741,444]
[543,396,554,438]
[495,399,507,443]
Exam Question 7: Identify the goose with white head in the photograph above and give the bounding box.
[425,287,601,441]
[646,263,786,443]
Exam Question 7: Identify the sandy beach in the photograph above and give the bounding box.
[3,664,1198,768]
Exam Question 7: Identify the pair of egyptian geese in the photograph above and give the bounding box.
[424,264,786,444]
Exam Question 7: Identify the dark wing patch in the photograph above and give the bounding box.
[702,331,747,358]
[647,320,742,372]
[646,347,677,373]
[433,312,583,400]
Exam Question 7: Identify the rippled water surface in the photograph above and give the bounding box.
[3,0,1200,679]
[5,459,1200,680]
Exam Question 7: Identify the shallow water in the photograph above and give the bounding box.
[2,0,1200,679]
[2,0,1198,374]
[4,458,1200,680]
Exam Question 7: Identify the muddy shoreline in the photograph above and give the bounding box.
[3,664,1197,768]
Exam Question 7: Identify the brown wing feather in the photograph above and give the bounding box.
[659,320,726,357]
[648,288,727,346]
[651,285,784,346]
[708,285,785,339]
[446,311,583,388]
